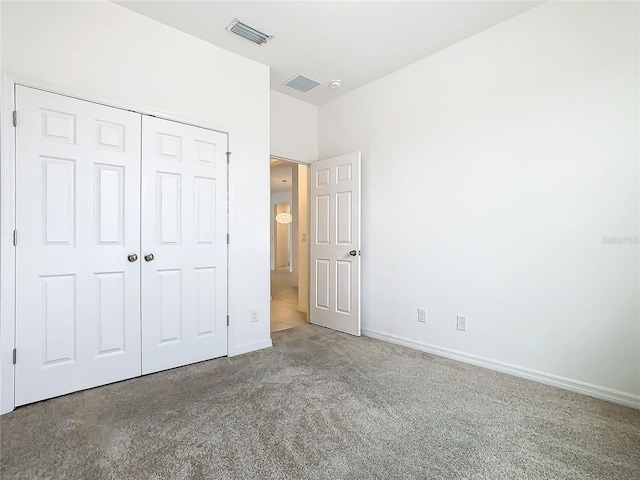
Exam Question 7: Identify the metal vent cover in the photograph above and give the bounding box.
[226,18,273,45]
[283,75,321,93]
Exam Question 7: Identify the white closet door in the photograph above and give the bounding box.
[141,116,228,374]
[15,86,142,406]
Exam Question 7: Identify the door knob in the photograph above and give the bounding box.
[127,253,138,262]
[349,250,357,256]
[144,253,155,262]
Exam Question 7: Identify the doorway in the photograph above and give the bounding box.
[270,158,310,332]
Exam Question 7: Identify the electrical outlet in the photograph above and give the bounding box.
[456,315,467,331]
[251,310,259,323]
[418,308,426,323]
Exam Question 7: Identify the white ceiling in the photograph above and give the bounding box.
[115,1,543,106]
[271,160,293,194]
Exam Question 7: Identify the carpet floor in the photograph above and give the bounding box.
[1,325,639,479]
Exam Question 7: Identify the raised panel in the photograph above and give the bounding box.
[316,168,330,187]
[195,177,216,244]
[336,164,352,183]
[157,173,182,245]
[195,140,216,164]
[315,259,330,310]
[41,109,75,143]
[95,165,123,245]
[315,195,330,245]
[195,268,216,336]
[158,133,182,160]
[336,192,352,245]
[336,261,351,314]
[159,270,182,343]
[43,157,75,245]
[42,275,76,365]
[96,121,125,152]
[96,272,125,355]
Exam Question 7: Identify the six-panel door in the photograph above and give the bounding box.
[15,86,142,406]
[141,116,228,374]
[310,152,362,336]
[14,86,229,406]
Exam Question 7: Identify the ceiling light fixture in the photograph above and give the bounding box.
[275,211,293,224]
[226,18,273,45]
[330,79,342,89]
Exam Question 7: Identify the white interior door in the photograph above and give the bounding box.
[141,116,228,374]
[15,86,142,406]
[310,152,361,336]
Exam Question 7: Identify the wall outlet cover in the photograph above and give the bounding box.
[457,315,467,331]
[418,308,427,323]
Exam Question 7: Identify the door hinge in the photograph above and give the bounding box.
[226,152,231,164]
[12,348,17,365]
[12,110,17,127]
[13,230,17,246]
[227,233,230,245]
[227,315,230,326]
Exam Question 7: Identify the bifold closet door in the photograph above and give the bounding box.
[141,116,228,374]
[15,86,142,406]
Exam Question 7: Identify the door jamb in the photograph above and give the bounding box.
[1,76,17,414]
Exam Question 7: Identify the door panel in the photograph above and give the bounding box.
[141,117,228,374]
[15,86,142,406]
[96,272,126,354]
[310,152,361,336]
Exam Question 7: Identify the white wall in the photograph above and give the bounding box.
[275,204,291,269]
[1,0,272,412]
[291,165,299,285]
[271,191,292,270]
[319,1,640,405]
[271,90,318,163]
[297,164,309,313]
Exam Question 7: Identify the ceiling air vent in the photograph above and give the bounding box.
[283,75,320,93]
[226,18,273,45]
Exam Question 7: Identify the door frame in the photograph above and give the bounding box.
[0,75,232,414]
[269,155,311,319]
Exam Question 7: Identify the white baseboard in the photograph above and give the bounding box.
[228,338,273,357]
[362,328,640,410]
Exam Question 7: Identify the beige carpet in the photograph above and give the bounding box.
[1,325,639,479]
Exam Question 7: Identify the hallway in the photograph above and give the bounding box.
[270,268,308,332]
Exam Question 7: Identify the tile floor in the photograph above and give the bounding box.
[270,268,308,332]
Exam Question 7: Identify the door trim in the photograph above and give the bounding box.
[0,75,232,414]
[1,76,18,414]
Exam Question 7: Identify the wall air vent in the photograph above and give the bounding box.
[283,75,320,93]
[226,18,273,45]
